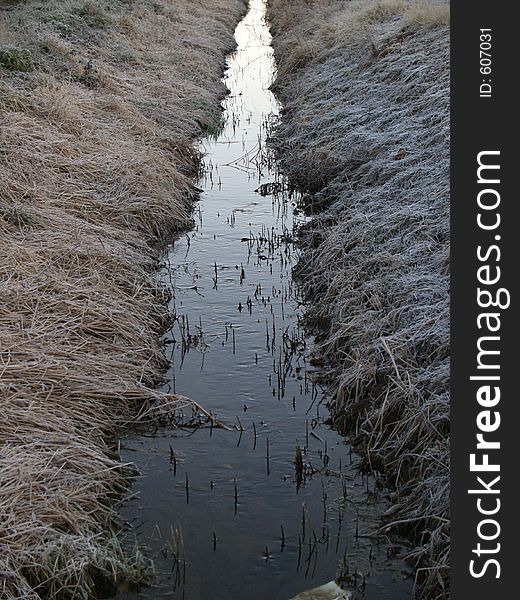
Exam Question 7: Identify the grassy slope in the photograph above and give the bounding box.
[267,1,450,597]
[0,0,245,597]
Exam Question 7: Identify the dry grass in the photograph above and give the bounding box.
[268,1,449,597]
[269,0,448,78]
[0,0,245,597]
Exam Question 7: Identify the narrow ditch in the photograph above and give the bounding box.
[117,2,413,598]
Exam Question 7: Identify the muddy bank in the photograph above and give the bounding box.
[267,0,450,596]
[0,0,245,597]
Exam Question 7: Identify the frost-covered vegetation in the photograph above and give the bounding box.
[268,1,450,597]
[0,0,245,596]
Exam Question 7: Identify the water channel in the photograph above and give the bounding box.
[118,2,412,598]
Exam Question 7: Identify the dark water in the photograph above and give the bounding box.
[118,2,412,598]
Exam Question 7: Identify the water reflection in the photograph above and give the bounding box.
[118,2,412,599]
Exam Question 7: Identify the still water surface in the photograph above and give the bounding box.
[119,2,412,598]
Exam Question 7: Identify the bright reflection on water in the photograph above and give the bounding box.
[118,1,412,599]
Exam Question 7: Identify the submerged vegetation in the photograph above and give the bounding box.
[0,0,245,596]
[268,0,450,597]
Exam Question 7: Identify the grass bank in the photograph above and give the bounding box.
[267,1,450,596]
[0,0,245,597]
